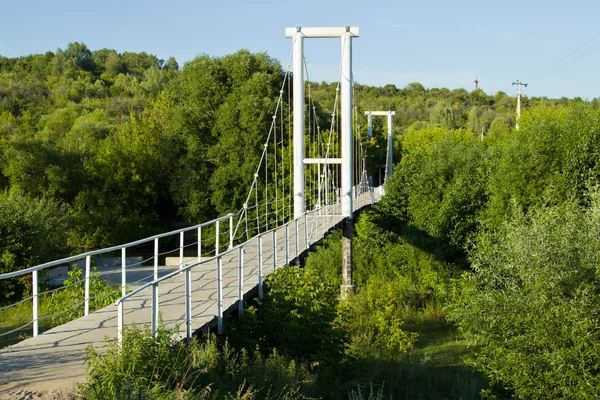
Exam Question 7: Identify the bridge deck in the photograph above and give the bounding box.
[0,192,376,396]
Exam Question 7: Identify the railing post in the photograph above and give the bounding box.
[217,256,223,334]
[285,223,289,266]
[121,247,127,297]
[216,220,220,256]
[198,226,202,261]
[258,234,263,299]
[152,238,159,336]
[304,212,308,249]
[238,246,244,316]
[84,255,91,316]
[273,229,277,271]
[32,270,38,337]
[179,231,185,272]
[295,218,299,259]
[229,215,234,249]
[185,267,192,340]
[117,301,124,345]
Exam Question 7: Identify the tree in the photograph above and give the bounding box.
[68,112,172,249]
[392,127,486,248]
[0,190,72,301]
[162,56,179,71]
[429,101,455,130]
[467,106,482,134]
[449,194,600,399]
[53,42,96,74]
[209,51,283,215]
[487,115,511,136]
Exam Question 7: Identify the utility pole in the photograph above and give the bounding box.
[512,80,528,130]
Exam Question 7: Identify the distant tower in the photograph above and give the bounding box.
[474,76,479,90]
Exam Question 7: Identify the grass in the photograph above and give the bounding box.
[0,294,54,348]
[0,268,121,349]
[394,304,506,400]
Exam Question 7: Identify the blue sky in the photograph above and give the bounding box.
[2,0,599,99]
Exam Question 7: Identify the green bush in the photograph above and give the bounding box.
[339,277,419,362]
[448,191,600,399]
[84,324,312,399]
[484,104,600,225]
[226,265,344,366]
[0,190,72,302]
[47,266,120,325]
[392,127,486,248]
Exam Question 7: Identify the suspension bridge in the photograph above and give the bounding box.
[0,26,395,396]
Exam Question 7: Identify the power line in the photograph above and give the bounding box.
[529,30,600,83]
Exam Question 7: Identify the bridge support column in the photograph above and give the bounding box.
[285,26,359,299]
[341,218,354,300]
[341,28,355,299]
[292,29,305,220]
[367,112,373,188]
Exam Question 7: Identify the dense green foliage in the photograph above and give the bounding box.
[384,102,600,398]
[0,43,579,281]
[47,267,120,325]
[85,324,311,399]
[449,196,600,399]
[0,190,71,300]
[83,216,480,399]
[5,42,600,398]
[0,44,286,297]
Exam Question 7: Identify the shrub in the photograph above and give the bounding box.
[339,277,419,362]
[46,266,120,325]
[448,191,600,399]
[226,265,344,366]
[84,324,312,399]
[0,190,72,302]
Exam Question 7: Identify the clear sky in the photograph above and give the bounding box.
[2,0,599,99]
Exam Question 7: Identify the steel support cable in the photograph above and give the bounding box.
[265,131,269,231]
[280,79,285,224]
[0,295,34,312]
[303,57,324,211]
[306,60,313,211]
[316,57,343,209]
[233,43,294,241]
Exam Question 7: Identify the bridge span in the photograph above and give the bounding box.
[0,187,382,396]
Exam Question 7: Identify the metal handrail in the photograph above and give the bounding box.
[1,184,381,343]
[113,209,316,307]
[112,205,335,342]
[0,213,236,280]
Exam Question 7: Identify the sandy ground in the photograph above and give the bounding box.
[0,387,79,400]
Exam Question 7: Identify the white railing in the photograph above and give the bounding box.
[114,185,383,342]
[0,212,238,338]
[0,184,383,342]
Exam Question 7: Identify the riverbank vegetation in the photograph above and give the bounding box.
[2,43,600,398]
[84,102,600,399]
